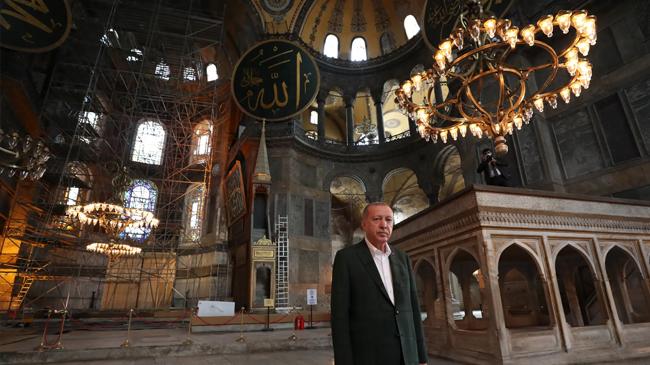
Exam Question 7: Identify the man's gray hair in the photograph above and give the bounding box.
[362,202,393,219]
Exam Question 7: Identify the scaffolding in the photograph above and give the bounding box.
[1,0,233,316]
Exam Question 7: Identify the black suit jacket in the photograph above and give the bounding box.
[331,241,428,365]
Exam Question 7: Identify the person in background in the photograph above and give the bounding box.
[477,148,509,186]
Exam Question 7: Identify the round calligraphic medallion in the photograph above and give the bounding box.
[421,0,515,50]
[0,0,72,53]
[232,39,320,121]
[261,0,293,14]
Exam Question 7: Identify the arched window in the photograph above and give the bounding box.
[183,66,196,81]
[183,184,205,243]
[78,111,103,132]
[126,48,143,62]
[323,34,339,58]
[61,162,92,206]
[190,120,212,164]
[132,119,166,165]
[350,37,367,61]
[100,28,119,47]
[123,180,158,240]
[404,15,421,40]
[310,110,318,125]
[155,61,170,80]
[206,63,219,81]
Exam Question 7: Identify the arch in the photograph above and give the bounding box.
[498,244,552,328]
[414,257,437,322]
[122,179,158,240]
[382,168,429,223]
[602,244,645,277]
[403,15,420,40]
[154,60,170,80]
[551,242,599,277]
[206,63,219,81]
[182,183,206,243]
[131,119,166,165]
[434,145,466,201]
[183,66,197,81]
[190,120,212,164]
[555,245,608,326]
[496,241,546,279]
[350,37,367,62]
[446,247,486,330]
[605,246,650,324]
[323,34,339,58]
[381,80,409,137]
[352,89,378,145]
[61,162,92,205]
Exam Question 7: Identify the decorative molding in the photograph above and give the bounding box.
[371,0,390,32]
[328,0,345,34]
[476,211,650,234]
[308,1,329,46]
[351,0,367,32]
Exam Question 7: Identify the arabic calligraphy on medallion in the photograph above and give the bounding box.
[0,0,72,53]
[232,39,320,121]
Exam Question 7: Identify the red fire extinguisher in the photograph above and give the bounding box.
[294,313,305,330]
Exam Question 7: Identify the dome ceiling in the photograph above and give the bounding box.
[249,0,426,60]
[297,0,425,60]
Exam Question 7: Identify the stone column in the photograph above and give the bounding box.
[317,98,326,141]
[345,97,355,145]
[371,91,385,144]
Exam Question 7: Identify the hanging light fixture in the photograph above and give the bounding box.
[86,239,142,260]
[396,0,596,155]
[65,165,159,239]
[0,129,52,181]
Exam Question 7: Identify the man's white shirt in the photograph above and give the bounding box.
[365,238,395,305]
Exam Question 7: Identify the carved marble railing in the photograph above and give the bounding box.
[392,185,650,365]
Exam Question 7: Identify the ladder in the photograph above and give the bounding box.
[275,216,289,309]
[10,276,35,311]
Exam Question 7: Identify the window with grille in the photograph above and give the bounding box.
[132,119,165,165]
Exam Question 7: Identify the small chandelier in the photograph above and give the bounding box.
[396,1,596,155]
[86,239,142,260]
[0,129,52,181]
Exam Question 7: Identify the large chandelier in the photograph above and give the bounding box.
[66,202,159,237]
[396,1,596,155]
[0,129,52,181]
[86,239,142,260]
[65,166,159,239]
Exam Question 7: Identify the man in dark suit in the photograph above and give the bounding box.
[331,202,428,365]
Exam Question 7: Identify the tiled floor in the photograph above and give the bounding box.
[51,350,460,365]
[0,326,461,364]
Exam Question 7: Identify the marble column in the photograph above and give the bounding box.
[345,97,355,145]
[317,98,326,141]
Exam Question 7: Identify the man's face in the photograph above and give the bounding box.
[361,204,394,247]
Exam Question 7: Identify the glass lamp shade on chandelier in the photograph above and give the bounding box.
[0,129,51,181]
[396,1,596,155]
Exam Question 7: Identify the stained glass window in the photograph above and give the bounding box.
[184,184,205,242]
[404,15,420,40]
[190,120,212,164]
[206,63,219,81]
[123,180,158,240]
